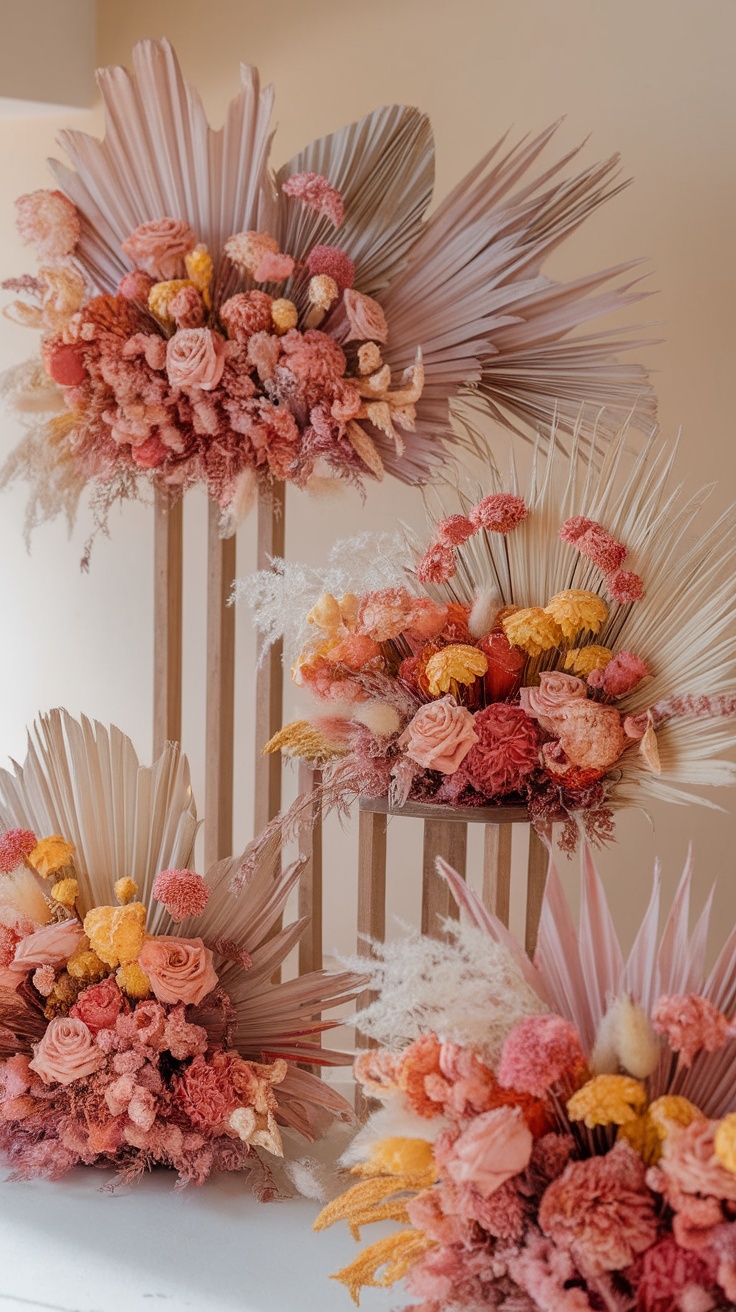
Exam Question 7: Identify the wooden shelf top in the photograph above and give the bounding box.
[358,796,531,825]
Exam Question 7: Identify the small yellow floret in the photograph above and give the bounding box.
[649,1095,702,1137]
[66,945,108,982]
[425,644,488,696]
[147,279,195,324]
[184,246,213,305]
[567,1074,647,1128]
[502,608,563,657]
[116,960,152,999]
[545,590,609,641]
[263,720,347,764]
[365,1137,437,1180]
[617,1112,662,1164]
[308,274,339,311]
[270,298,298,334]
[83,902,147,968]
[50,878,78,907]
[564,644,613,677]
[114,877,139,905]
[307,593,344,635]
[29,835,75,879]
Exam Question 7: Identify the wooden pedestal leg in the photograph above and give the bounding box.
[204,503,236,869]
[524,827,549,958]
[254,483,286,836]
[421,819,467,938]
[355,809,387,1117]
[482,823,512,926]
[153,489,183,756]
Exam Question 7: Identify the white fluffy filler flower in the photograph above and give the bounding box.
[591,995,661,1079]
[345,921,547,1067]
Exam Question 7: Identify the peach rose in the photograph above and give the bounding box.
[166,327,227,391]
[343,289,388,343]
[10,919,85,974]
[29,1016,105,1086]
[519,671,588,733]
[137,936,218,1006]
[121,217,196,280]
[399,696,479,775]
[441,1106,533,1197]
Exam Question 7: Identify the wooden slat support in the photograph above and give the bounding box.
[254,482,286,837]
[297,762,323,978]
[421,819,467,937]
[204,502,236,869]
[482,823,512,926]
[152,489,183,756]
[524,827,550,957]
[355,807,387,1116]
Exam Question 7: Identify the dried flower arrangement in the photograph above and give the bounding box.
[317,852,736,1311]
[1,39,654,557]
[0,711,361,1190]
[242,431,736,851]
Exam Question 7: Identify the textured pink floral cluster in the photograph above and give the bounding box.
[559,515,645,604]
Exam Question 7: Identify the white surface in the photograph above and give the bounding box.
[0,1150,396,1312]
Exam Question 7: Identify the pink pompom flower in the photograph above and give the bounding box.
[0,828,36,874]
[282,172,345,227]
[15,190,80,260]
[498,1015,586,1098]
[434,515,475,547]
[652,994,733,1067]
[607,569,645,604]
[152,868,210,922]
[469,493,528,535]
[306,245,355,292]
[416,542,456,585]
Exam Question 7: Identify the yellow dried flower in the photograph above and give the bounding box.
[116,960,152,999]
[425,644,488,696]
[566,1074,647,1128]
[263,720,347,764]
[502,608,563,657]
[114,877,139,905]
[648,1095,702,1138]
[620,1094,703,1165]
[544,590,608,641]
[365,1137,437,1180]
[617,1112,663,1164]
[564,644,613,676]
[66,945,108,982]
[184,245,213,305]
[83,902,147,968]
[50,878,78,907]
[147,279,195,324]
[270,298,298,334]
[307,592,347,635]
[44,971,82,1018]
[308,274,339,312]
[28,835,75,879]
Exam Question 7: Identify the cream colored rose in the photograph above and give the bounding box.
[399,696,478,775]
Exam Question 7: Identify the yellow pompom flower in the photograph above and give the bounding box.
[147,279,195,324]
[649,1095,703,1138]
[83,902,147,968]
[114,876,139,905]
[621,1094,703,1165]
[116,961,152,999]
[365,1137,437,1180]
[502,608,563,657]
[617,1111,662,1164]
[50,877,78,907]
[270,298,298,334]
[425,644,488,696]
[28,835,75,879]
[184,245,213,306]
[66,945,108,982]
[564,644,613,676]
[544,590,608,641]
[567,1074,647,1128]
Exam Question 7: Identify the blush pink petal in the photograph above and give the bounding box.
[29,1016,105,1086]
[10,920,85,974]
[399,697,479,775]
[138,936,218,1006]
[441,1106,533,1197]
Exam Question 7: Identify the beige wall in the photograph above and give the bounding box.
[1,0,735,958]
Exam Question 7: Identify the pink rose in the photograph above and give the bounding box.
[399,696,478,775]
[10,919,85,974]
[343,289,388,343]
[29,1016,105,1086]
[166,327,227,391]
[440,1106,533,1197]
[519,671,588,732]
[138,936,218,1006]
[121,217,196,280]
[70,977,124,1033]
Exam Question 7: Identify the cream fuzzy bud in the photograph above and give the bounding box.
[468,585,503,639]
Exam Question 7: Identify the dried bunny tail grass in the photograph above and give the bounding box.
[341,921,547,1064]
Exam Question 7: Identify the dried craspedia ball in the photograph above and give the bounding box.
[51,878,78,907]
[114,877,139,905]
[152,868,210,923]
[116,961,151,999]
[0,828,36,874]
[270,298,298,334]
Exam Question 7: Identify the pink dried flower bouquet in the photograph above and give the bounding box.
[1,39,654,553]
[0,711,361,1191]
[316,852,736,1310]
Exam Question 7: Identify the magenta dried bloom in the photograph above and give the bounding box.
[0,828,36,874]
[498,1015,585,1098]
[152,868,210,922]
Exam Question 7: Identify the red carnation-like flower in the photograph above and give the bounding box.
[0,828,36,874]
[607,569,645,604]
[469,494,528,535]
[459,704,540,797]
[416,543,456,585]
[434,515,475,547]
[152,868,210,922]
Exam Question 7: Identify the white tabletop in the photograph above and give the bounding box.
[0,1135,397,1312]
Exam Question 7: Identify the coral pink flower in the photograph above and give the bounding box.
[131,435,168,470]
[121,217,196,280]
[45,342,87,387]
[175,1053,238,1132]
[653,1118,736,1205]
[282,172,345,226]
[342,289,388,343]
[0,925,21,968]
[469,493,528,534]
[546,699,626,772]
[498,1015,586,1098]
[539,1141,659,1276]
[219,291,273,341]
[224,230,278,276]
[405,597,449,640]
[607,568,645,603]
[652,994,732,1066]
[416,542,456,584]
[168,283,205,329]
[356,587,413,641]
[160,1003,209,1060]
[591,649,649,697]
[10,919,85,974]
[399,696,479,775]
[459,704,540,797]
[15,190,80,259]
[254,250,294,282]
[152,869,210,923]
[29,1016,106,1086]
[70,977,124,1033]
[306,245,355,292]
[0,828,36,873]
[115,999,166,1048]
[438,1106,533,1197]
[637,1237,718,1312]
[576,523,628,573]
[31,964,55,997]
[519,672,588,732]
[118,269,155,301]
[559,515,597,544]
[138,936,218,1006]
[166,327,227,390]
[434,515,475,547]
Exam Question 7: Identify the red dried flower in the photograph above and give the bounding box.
[152,868,210,923]
[459,704,540,797]
[306,245,355,292]
[434,515,474,547]
[0,925,21,968]
[0,828,36,874]
[416,542,456,584]
[468,493,528,534]
[607,569,645,603]
[219,291,273,341]
[577,524,627,573]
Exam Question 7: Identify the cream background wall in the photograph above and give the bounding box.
[0,0,735,958]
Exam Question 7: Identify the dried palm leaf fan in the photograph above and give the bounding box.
[0,710,362,1189]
